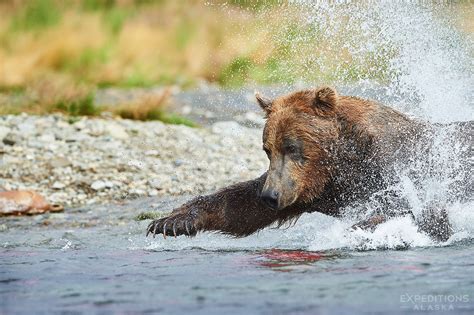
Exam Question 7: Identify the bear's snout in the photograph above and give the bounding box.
[260,189,280,210]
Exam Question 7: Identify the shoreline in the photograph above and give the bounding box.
[0,113,267,207]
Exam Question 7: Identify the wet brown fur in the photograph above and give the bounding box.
[147,86,469,241]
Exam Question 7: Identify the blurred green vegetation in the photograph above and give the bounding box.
[117,103,197,127]
[0,0,470,120]
[0,0,397,89]
[10,0,62,31]
[53,93,99,116]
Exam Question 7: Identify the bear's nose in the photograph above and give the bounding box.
[261,189,279,210]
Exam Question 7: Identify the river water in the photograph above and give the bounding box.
[1,195,473,314]
[1,1,474,314]
[1,196,473,314]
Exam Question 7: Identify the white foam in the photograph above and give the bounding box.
[141,200,473,252]
[141,2,473,252]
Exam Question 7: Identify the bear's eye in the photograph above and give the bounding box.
[282,139,304,162]
[285,144,298,154]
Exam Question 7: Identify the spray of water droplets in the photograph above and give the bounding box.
[144,2,473,251]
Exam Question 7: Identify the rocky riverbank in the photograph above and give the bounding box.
[0,114,267,207]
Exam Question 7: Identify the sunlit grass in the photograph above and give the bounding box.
[0,0,399,91]
[112,89,197,127]
[0,77,195,126]
[0,0,470,118]
[10,0,61,31]
[0,75,99,116]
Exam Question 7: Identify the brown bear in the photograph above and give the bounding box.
[146,86,472,241]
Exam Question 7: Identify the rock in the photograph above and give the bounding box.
[148,179,161,189]
[182,105,192,115]
[17,122,36,136]
[145,150,160,156]
[0,126,11,141]
[173,125,203,143]
[73,120,87,130]
[174,159,184,167]
[0,190,63,216]
[129,188,146,197]
[104,181,114,188]
[204,110,215,119]
[152,122,168,135]
[77,193,87,201]
[3,132,21,146]
[38,134,56,142]
[212,121,244,136]
[91,180,107,191]
[50,157,71,168]
[0,112,265,207]
[65,133,90,143]
[105,122,129,140]
[52,182,66,189]
[84,122,105,137]
[148,190,158,196]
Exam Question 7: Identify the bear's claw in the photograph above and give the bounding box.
[146,214,197,238]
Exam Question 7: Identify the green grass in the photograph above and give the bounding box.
[52,93,99,116]
[158,113,198,127]
[67,116,81,124]
[103,7,131,35]
[1,0,402,92]
[10,0,61,31]
[218,56,254,87]
[81,0,116,11]
[117,108,197,127]
[0,87,197,127]
[175,20,195,49]
[229,0,281,10]
[63,46,112,75]
[218,55,306,88]
[120,71,156,88]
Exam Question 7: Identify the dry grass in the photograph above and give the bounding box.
[0,1,268,89]
[0,74,97,116]
[27,75,90,109]
[113,88,171,121]
[0,0,471,119]
[0,0,404,91]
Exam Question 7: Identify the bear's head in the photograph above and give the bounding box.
[255,86,339,210]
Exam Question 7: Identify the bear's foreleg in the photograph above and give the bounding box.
[146,174,305,238]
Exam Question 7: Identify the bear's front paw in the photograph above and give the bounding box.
[146,212,197,238]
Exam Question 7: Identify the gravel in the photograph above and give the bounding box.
[0,114,267,207]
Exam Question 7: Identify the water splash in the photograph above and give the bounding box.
[145,2,473,251]
[280,1,473,121]
[378,3,473,122]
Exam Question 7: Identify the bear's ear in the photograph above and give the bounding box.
[313,86,338,112]
[255,91,272,114]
